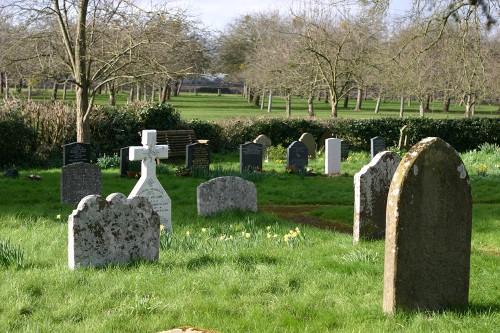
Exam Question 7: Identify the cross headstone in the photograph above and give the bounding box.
[61,162,102,205]
[240,142,263,173]
[325,138,341,174]
[353,151,401,244]
[286,141,308,171]
[128,130,172,232]
[383,137,472,313]
[370,136,386,159]
[253,134,272,162]
[299,132,316,159]
[63,142,91,166]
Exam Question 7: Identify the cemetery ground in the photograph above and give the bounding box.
[1,149,499,332]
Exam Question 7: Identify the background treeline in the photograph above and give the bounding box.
[1,102,499,168]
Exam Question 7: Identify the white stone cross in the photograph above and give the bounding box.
[128,130,172,232]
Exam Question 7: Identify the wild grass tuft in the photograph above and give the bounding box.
[0,239,25,269]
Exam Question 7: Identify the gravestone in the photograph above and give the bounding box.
[286,141,308,170]
[397,125,411,150]
[325,138,341,174]
[353,151,401,244]
[197,176,257,216]
[318,131,333,152]
[383,137,472,314]
[240,142,263,172]
[253,134,272,162]
[186,142,211,169]
[299,132,316,159]
[63,142,91,166]
[370,136,386,159]
[68,193,160,269]
[128,130,172,232]
[61,162,102,205]
[340,140,349,160]
[120,147,130,177]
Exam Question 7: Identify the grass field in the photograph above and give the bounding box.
[0,147,499,332]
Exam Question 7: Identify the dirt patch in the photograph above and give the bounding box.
[261,205,352,234]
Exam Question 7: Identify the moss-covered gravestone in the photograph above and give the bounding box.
[383,137,472,314]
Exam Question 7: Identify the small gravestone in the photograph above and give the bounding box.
[299,132,316,159]
[253,134,272,162]
[68,193,160,269]
[397,125,411,150]
[197,176,257,216]
[383,137,472,314]
[353,151,401,244]
[318,131,333,152]
[340,140,349,160]
[325,138,341,174]
[61,162,102,205]
[120,147,130,177]
[240,142,263,172]
[186,142,211,169]
[63,142,91,166]
[128,130,172,232]
[370,136,386,159]
[286,141,308,171]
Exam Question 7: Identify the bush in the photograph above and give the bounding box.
[0,116,36,169]
[181,119,224,152]
[138,103,182,131]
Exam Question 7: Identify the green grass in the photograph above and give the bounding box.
[0,149,499,332]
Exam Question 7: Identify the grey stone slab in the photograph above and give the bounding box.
[371,136,386,159]
[63,142,91,166]
[253,134,272,162]
[61,162,102,205]
[240,142,263,172]
[287,141,308,170]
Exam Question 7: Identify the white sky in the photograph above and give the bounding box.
[169,0,413,30]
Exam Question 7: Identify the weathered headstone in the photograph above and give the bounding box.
[397,125,411,150]
[325,138,341,174]
[370,136,386,159]
[318,131,333,152]
[186,142,211,169]
[353,151,401,244]
[383,137,472,314]
[340,140,349,160]
[68,193,160,269]
[253,134,272,162]
[197,176,257,216]
[63,142,91,166]
[61,162,102,205]
[286,141,308,171]
[120,147,130,177]
[299,132,316,159]
[240,142,263,173]
[128,130,172,232]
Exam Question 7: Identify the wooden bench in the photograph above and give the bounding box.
[156,130,197,158]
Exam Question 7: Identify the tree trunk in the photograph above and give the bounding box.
[176,80,183,96]
[399,96,404,118]
[108,83,116,106]
[62,81,67,100]
[374,95,381,113]
[343,94,349,108]
[173,81,179,97]
[28,85,32,101]
[308,94,314,117]
[143,84,147,101]
[150,85,155,102]
[17,79,22,93]
[419,100,425,117]
[324,90,329,103]
[3,73,9,100]
[128,86,134,103]
[136,83,141,101]
[443,96,450,112]
[330,94,338,118]
[355,88,363,110]
[75,85,91,143]
[424,95,431,111]
[465,94,475,118]
[285,92,291,118]
[267,90,273,113]
[0,72,4,94]
[260,90,265,110]
[51,81,59,101]
[407,97,411,107]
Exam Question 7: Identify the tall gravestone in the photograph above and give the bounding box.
[286,141,308,171]
[240,142,263,172]
[353,151,401,244]
[253,134,272,162]
[68,193,160,269]
[325,138,341,174]
[383,137,472,314]
[61,162,102,205]
[63,142,91,166]
[120,147,130,177]
[340,140,349,160]
[370,136,386,159]
[299,133,316,159]
[128,130,172,232]
[186,142,211,169]
[397,125,411,150]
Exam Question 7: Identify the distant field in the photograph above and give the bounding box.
[3,89,499,121]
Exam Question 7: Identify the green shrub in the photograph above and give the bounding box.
[0,116,36,169]
[267,145,287,162]
[182,119,224,152]
[96,153,120,169]
[138,103,181,131]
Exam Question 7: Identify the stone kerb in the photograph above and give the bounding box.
[197,176,257,216]
[383,137,472,314]
[68,193,160,269]
[353,151,401,244]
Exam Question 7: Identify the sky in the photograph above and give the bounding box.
[169,0,414,30]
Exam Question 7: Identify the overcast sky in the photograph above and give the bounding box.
[169,0,413,30]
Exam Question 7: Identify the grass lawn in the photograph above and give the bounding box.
[0,148,499,332]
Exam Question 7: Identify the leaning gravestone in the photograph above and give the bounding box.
[299,132,316,159]
[68,193,160,269]
[63,142,91,166]
[340,140,349,160]
[383,137,472,314]
[186,142,211,170]
[61,162,102,205]
[287,141,308,171]
[370,136,386,159]
[119,147,130,177]
[397,125,411,150]
[197,176,257,216]
[353,151,401,244]
[325,138,341,174]
[240,142,263,173]
[128,130,172,232]
[253,134,272,162]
